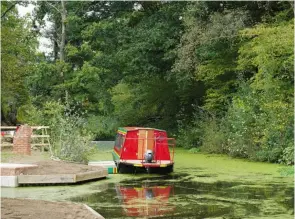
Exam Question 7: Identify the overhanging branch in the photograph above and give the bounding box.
[1,2,19,19]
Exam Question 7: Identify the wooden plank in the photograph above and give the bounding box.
[18,174,76,184]
[147,130,154,151]
[1,144,13,147]
[138,130,145,160]
[45,128,51,148]
[1,135,14,137]
[31,143,50,146]
[31,135,50,138]
[75,170,107,182]
[31,126,50,129]
[41,129,44,152]
[0,126,17,129]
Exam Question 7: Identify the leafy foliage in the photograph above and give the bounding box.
[2,1,293,165]
[47,102,94,163]
[178,15,293,165]
[1,2,37,124]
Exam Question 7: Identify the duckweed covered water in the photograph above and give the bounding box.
[69,175,293,218]
[2,148,294,219]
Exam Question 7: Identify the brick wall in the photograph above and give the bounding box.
[13,125,32,155]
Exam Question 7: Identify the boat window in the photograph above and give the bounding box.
[156,135,165,143]
[115,133,124,149]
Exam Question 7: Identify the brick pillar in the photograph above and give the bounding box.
[13,125,32,155]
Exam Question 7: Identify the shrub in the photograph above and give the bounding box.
[280,146,294,165]
[45,102,94,163]
[178,81,294,166]
[176,113,203,149]
[222,82,293,164]
[18,101,94,163]
[189,147,200,154]
[177,110,227,154]
[199,116,227,154]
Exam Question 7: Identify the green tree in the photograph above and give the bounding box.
[226,17,294,164]
[1,1,37,125]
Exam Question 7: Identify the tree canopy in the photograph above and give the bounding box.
[1,1,293,164]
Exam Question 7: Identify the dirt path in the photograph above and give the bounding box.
[1,198,103,219]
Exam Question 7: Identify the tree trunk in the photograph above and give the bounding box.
[53,21,59,61]
[60,0,66,66]
[60,0,69,104]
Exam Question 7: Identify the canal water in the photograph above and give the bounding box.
[1,147,294,219]
[69,174,293,219]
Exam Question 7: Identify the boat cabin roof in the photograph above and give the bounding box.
[118,127,165,134]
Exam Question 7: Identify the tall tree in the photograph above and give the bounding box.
[1,1,37,125]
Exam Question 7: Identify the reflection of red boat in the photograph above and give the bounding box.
[116,185,175,217]
[112,127,175,173]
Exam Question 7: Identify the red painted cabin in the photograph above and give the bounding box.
[112,127,175,173]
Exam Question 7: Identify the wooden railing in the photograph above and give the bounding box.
[31,126,50,152]
[1,126,50,152]
[1,126,16,147]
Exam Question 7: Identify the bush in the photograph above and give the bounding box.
[177,110,226,154]
[280,146,294,165]
[176,113,203,149]
[199,116,227,154]
[222,82,293,164]
[178,81,294,165]
[176,126,202,149]
[18,101,94,163]
[254,148,283,163]
[189,147,200,154]
[44,102,94,163]
[279,166,294,177]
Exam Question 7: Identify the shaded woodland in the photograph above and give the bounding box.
[1,1,293,164]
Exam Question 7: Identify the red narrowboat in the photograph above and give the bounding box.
[112,127,175,173]
[116,185,175,217]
